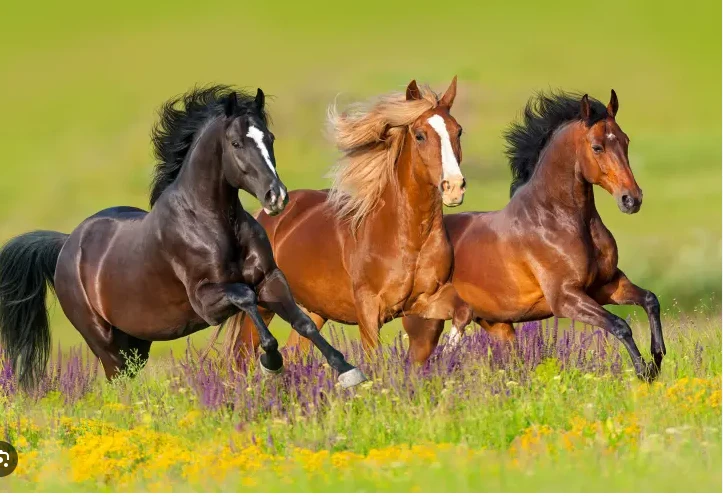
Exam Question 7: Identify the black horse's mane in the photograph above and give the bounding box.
[149,85,268,206]
[504,91,608,197]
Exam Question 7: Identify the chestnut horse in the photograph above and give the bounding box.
[227,78,465,359]
[402,90,665,382]
[0,86,365,391]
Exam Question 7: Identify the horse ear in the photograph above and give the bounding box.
[406,80,421,101]
[580,94,591,122]
[225,92,238,117]
[255,88,265,111]
[607,89,619,118]
[439,75,458,108]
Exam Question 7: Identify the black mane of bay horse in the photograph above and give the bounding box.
[0,85,366,391]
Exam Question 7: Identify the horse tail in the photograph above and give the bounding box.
[0,231,68,391]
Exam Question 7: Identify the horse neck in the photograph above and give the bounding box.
[375,132,444,244]
[525,123,596,218]
[175,118,238,214]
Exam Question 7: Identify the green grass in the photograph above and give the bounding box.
[1,315,720,491]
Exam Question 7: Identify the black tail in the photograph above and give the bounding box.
[0,231,68,390]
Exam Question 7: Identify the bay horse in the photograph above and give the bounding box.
[227,78,466,359]
[0,85,366,391]
[402,90,665,381]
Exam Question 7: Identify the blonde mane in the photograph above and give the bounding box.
[326,84,439,231]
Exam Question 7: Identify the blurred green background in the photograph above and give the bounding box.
[0,0,720,355]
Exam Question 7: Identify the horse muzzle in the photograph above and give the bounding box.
[617,190,642,214]
[440,176,466,207]
[262,182,289,215]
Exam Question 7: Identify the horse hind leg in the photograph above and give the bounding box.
[63,308,146,381]
[54,265,127,381]
[113,328,152,378]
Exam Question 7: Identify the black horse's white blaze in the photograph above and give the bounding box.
[246,126,277,177]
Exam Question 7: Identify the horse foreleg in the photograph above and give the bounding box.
[549,285,658,382]
[192,282,283,373]
[591,270,665,372]
[285,307,323,359]
[477,320,516,344]
[353,289,382,355]
[257,269,366,388]
[402,315,444,363]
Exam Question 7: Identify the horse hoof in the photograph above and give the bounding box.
[338,367,367,388]
[636,361,659,383]
[259,354,284,376]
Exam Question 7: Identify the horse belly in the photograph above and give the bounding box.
[452,232,551,323]
[102,280,200,339]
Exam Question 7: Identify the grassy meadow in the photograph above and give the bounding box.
[0,0,721,493]
[1,316,721,491]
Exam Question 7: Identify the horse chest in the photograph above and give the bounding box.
[389,238,452,308]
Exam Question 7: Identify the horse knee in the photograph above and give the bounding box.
[643,291,660,314]
[610,317,633,341]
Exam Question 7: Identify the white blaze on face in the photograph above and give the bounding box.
[246,126,277,177]
[426,114,463,181]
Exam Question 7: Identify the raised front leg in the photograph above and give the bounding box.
[192,282,283,373]
[285,308,325,358]
[550,285,658,381]
[591,270,666,372]
[257,269,366,388]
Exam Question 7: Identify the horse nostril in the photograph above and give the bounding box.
[623,195,635,209]
[265,189,277,206]
[460,178,467,192]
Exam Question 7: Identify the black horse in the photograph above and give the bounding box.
[0,85,367,391]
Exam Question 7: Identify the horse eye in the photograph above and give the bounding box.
[415,132,425,142]
[592,144,603,153]
[231,141,241,148]
[457,129,463,138]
